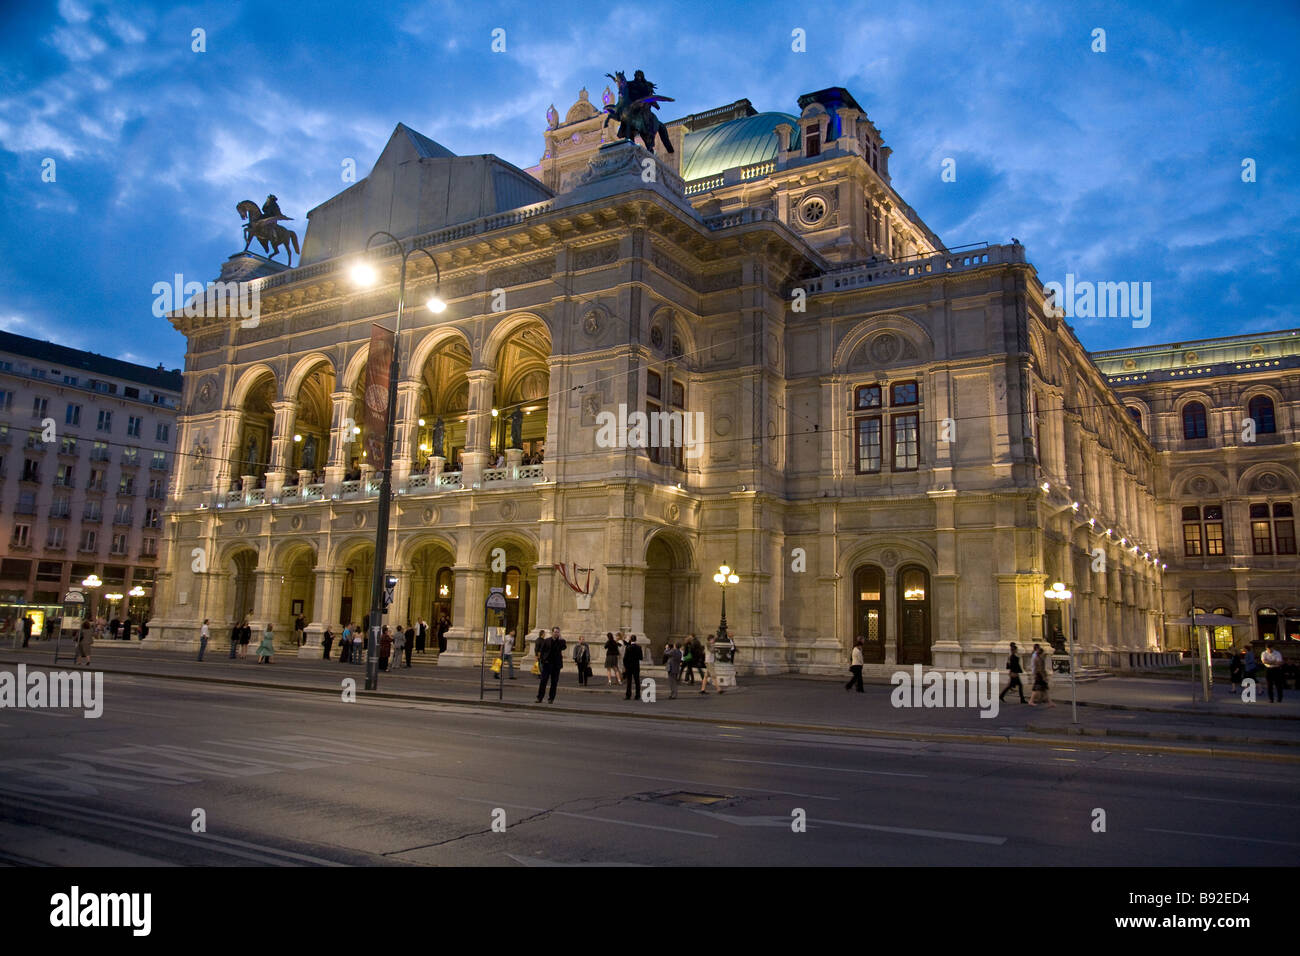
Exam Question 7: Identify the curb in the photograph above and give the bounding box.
[4,658,1297,765]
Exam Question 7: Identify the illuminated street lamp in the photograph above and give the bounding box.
[81,574,102,618]
[351,230,444,691]
[712,563,739,644]
[1043,581,1078,723]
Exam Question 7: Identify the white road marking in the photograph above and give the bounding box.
[723,757,927,778]
[1145,827,1300,848]
[456,796,718,838]
[1182,794,1300,810]
[504,853,647,867]
[813,817,1006,845]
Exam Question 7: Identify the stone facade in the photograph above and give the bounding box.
[1094,331,1300,648]
[149,85,1179,673]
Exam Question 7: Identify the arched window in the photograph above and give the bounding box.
[1182,401,1207,440]
[1212,606,1234,651]
[1126,406,1143,430]
[1247,395,1276,434]
[852,565,885,663]
[1257,607,1279,641]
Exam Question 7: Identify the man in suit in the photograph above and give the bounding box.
[623,634,643,700]
[535,627,567,703]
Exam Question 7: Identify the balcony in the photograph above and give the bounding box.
[149,459,168,471]
[120,455,140,468]
[86,480,106,493]
[799,243,1025,297]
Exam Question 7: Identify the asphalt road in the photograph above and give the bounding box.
[1,674,1296,866]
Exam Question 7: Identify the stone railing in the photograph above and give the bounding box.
[438,471,462,487]
[246,488,265,505]
[703,208,777,231]
[339,479,360,498]
[800,243,1024,296]
[279,486,299,501]
[409,474,430,490]
[740,161,775,180]
[304,483,324,499]
[684,175,725,196]
[481,467,508,484]
[517,463,545,480]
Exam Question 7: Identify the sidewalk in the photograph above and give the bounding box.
[4,641,1298,761]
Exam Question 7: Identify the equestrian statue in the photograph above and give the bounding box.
[237,194,300,266]
[603,69,674,154]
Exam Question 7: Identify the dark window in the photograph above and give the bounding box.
[1203,504,1225,555]
[1248,395,1276,434]
[646,371,661,400]
[1275,503,1296,555]
[892,381,919,406]
[855,385,882,409]
[805,125,821,158]
[1127,406,1142,428]
[1181,505,1201,522]
[1182,401,1207,440]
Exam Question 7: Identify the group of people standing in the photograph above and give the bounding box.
[1228,644,1287,701]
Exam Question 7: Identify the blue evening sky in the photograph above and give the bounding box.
[1,0,1296,370]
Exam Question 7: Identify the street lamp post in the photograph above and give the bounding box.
[81,574,102,621]
[712,563,739,644]
[1044,581,1077,724]
[351,230,445,691]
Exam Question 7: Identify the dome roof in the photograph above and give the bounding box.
[680,111,798,182]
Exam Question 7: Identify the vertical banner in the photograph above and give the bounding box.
[364,324,395,469]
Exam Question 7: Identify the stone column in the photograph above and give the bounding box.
[392,381,422,487]
[265,399,298,494]
[440,565,484,666]
[462,370,497,486]
[326,389,355,491]
[302,568,345,658]
[249,568,281,644]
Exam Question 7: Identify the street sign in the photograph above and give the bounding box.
[485,587,507,611]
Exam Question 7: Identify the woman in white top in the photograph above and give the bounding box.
[845,637,864,692]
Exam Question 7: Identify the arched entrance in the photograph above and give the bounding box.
[225,547,258,627]
[413,338,471,471]
[897,565,931,665]
[235,371,276,482]
[337,542,375,629]
[288,361,335,478]
[490,322,551,464]
[644,532,693,662]
[480,537,537,640]
[409,538,456,634]
[852,565,886,663]
[279,544,318,633]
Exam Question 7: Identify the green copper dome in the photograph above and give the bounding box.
[680,112,798,182]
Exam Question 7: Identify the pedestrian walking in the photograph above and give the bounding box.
[623,634,643,700]
[239,619,252,658]
[295,613,307,647]
[197,618,210,662]
[122,618,133,642]
[339,623,353,663]
[21,615,33,648]
[391,626,406,672]
[1228,647,1244,694]
[999,641,1027,703]
[681,633,698,684]
[379,626,393,672]
[1262,642,1285,702]
[109,617,120,641]
[498,629,516,678]
[1028,643,1053,706]
[256,624,275,663]
[75,619,94,666]
[574,635,591,685]
[352,627,363,663]
[603,632,621,685]
[322,626,334,660]
[404,623,415,668]
[1243,646,1259,689]
[535,627,566,703]
[665,641,683,699]
[845,637,864,692]
[229,620,241,659]
[700,635,725,694]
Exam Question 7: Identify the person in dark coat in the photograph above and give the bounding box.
[21,615,33,648]
[379,625,392,671]
[404,624,415,668]
[573,636,591,685]
[623,634,643,700]
[535,627,567,703]
[109,617,121,640]
[664,641,683,699]
[239,620,252,658]
[121,618,132,641]
[1228,648,1245,694]
[416,618,427,653]
[322,626,334,660]
[229,620,241,659]
[999,641,1027,703]
[437,614,449,653]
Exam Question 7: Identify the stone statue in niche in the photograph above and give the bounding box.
[301,435,317,472]
[510,407,523,448]
[433,418,445,458]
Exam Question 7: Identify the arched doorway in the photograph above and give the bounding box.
[490,323,551,464]
[338,543,375,629]
[235,371,276,483]
[644,533,693,662]
[280,544,318,632]
[289,361,335,479]
[414,338,471,472]
[409,539,456,632]
[852,565,885,663]
[897,565,931,665]
[480,538,537,641]
[225,548,258,627]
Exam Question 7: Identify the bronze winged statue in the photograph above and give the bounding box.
[603,69,675,154]
[237,194,300,266]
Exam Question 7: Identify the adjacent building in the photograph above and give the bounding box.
[142,83,1288,673]
[0,331,182,630]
